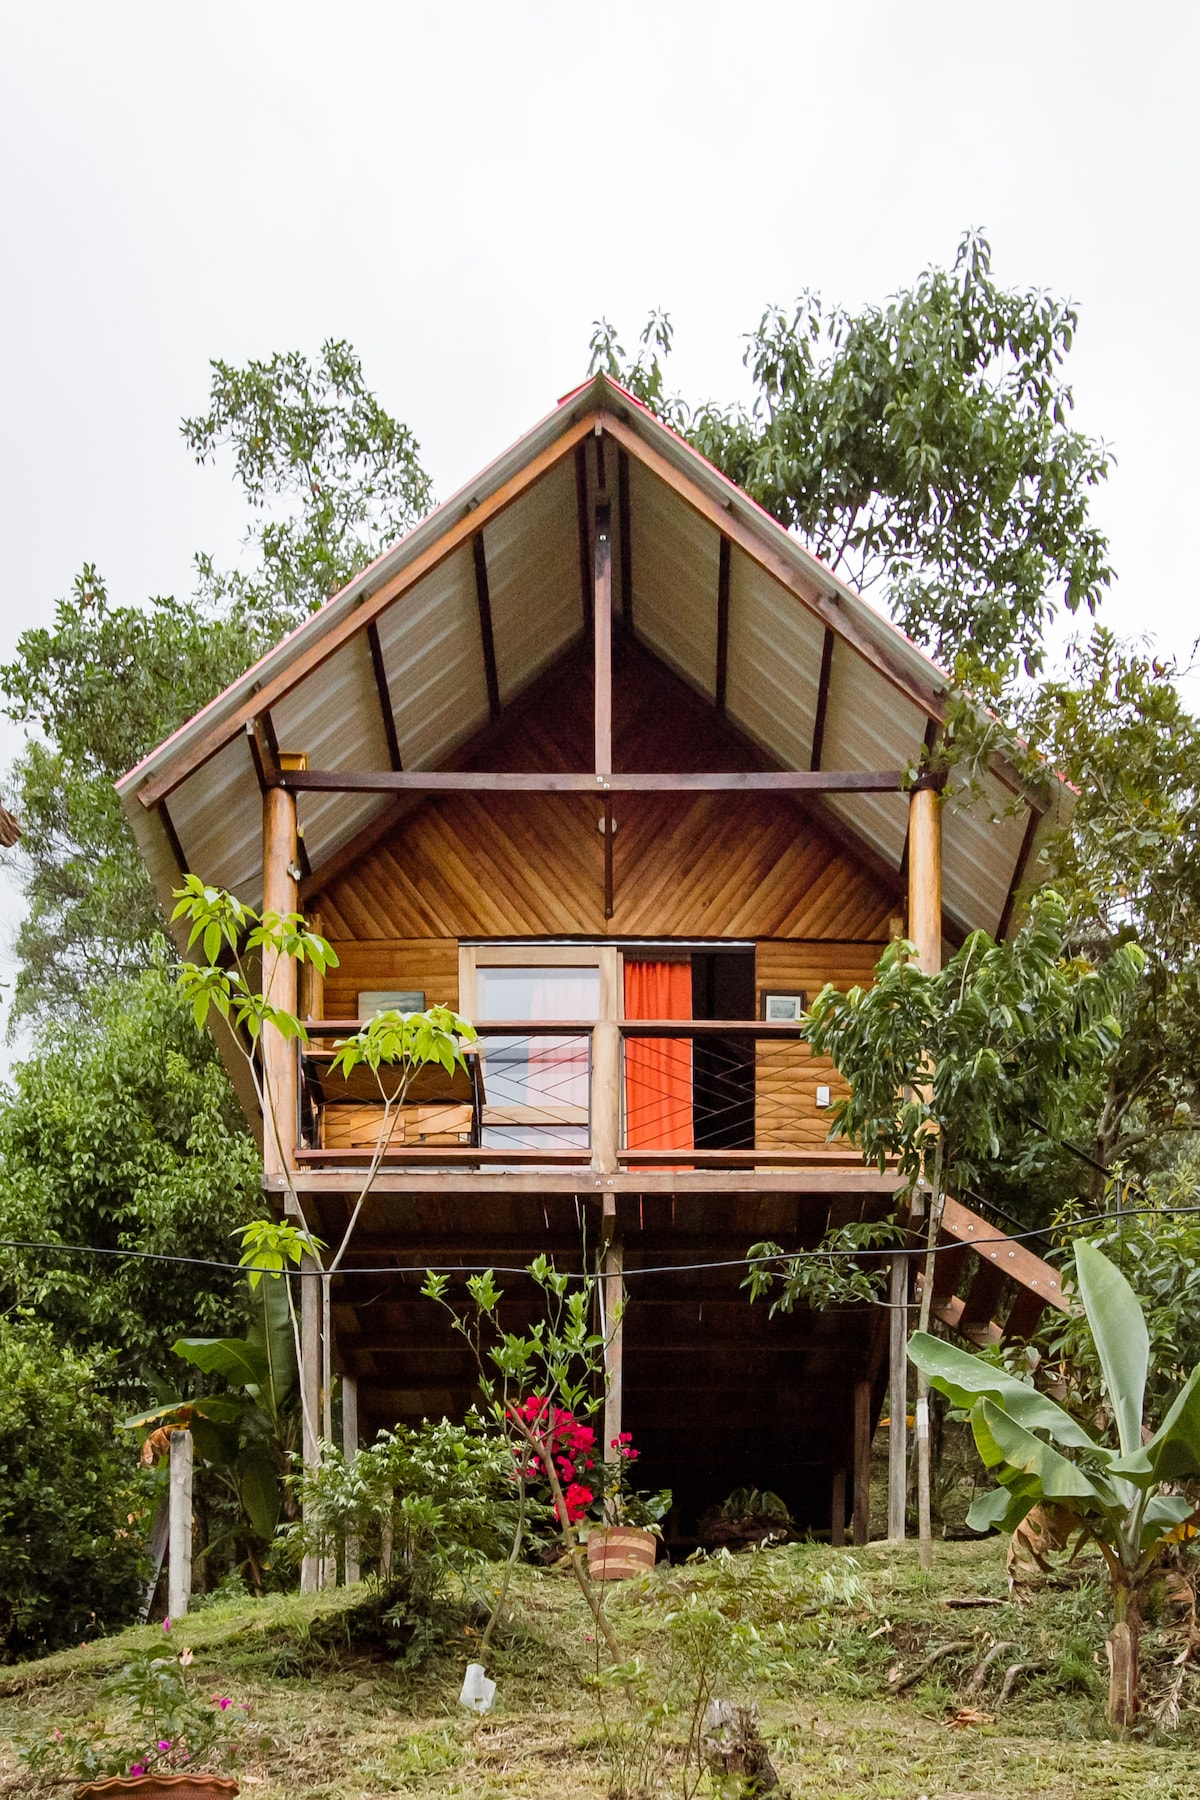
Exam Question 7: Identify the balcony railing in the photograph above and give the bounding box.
[294,1019,859,1172]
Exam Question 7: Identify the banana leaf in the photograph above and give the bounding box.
[172,1334,271,1397]
[1074,1239,1149,1459]
[974,1399,1107,1506]
[909,1330,1102,1453]
[236,1446,282,1541]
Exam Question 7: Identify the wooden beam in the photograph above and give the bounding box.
[887,1253,908,1542]
[575,442,592,632]
[907,783,943,974]
[342,1373,360,1583]
[157,800,189,878]
[131,410,600,810]
[618,448,633,627]
[267,1166,905,1196]
[299,1252,321,1591]
[366,622,403,771]
[281,768,913,795]
[602,1228,624,1459]
[997,804,1042,939]
[472,531,501,721]
[715,535,731,713]
[594,501,613,774]
[590,1018,620,1176]
[262,786,299,1179]
[831,1467,846,1548]
[809,628,835,770]
[852,1378,872,1546]
[939,1195,1069,1312]
[602,794,614,921]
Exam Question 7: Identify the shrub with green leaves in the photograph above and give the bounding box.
[287,1414,524,1615]
[0,1318,148,1661]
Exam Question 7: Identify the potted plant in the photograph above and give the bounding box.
[586,1431,672,1581]
[19,1623,243,1797]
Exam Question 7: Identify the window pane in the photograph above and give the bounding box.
[474,966,600,1022]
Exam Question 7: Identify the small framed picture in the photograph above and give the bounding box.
[358,989,426,1018]
[761,990,807,1022]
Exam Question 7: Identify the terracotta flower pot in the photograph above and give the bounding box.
[75,1778,238,1800]
[587,1525,657,1581]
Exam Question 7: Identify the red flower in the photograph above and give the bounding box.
[563,1482,594,1523]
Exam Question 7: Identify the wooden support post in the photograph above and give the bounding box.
[343,1374,360,1584]
[888,1254,908,1542]
[594,500,612,775]
[168,1429,193,1622]
[907,783,942,974]
[852,1379,871,1547]
[602,1230,624,1471]
[300,1253,321,1593]
[830,1468,846,1548]
[262,783,300,1179]
[908,779,943,1569]
[590,1019,620,1176]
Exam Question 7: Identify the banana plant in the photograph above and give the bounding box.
[909,1240,1200,1728]
[126,1274,300,1589]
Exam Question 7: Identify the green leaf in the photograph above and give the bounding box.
[908,1330,1100,1451]
[974,1398,1107,1506]
[237,1447,282,1541]
[172,1335,270,1396]
[1074,1240,1149,1458]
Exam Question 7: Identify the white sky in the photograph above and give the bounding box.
[0,1,1197,1048]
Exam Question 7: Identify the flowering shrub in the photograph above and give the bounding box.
[19,1627,243,1783]
[509,1397,597,1523]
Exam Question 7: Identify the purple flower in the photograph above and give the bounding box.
[212,1696,233,1710]
[157,1739,172,1752]
[162,1618,171,1633]
[130,1764,146,1778]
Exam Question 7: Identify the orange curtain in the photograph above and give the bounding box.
[623,960,693,1154]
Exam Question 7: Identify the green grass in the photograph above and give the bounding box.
[4,1539,1200,1797]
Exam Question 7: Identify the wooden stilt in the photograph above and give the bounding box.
[888,1254,908,1541]
[300,1254,321,1593]
[343,1374,360,1584]
[908,779,943,1570]
[261,782,300,1179]
[831,1468,846,1548]
[852,1380,872,1546]
[907,783,942,974]
[590,1019,620,1177]
[168,1429,193,1622]
[602,1226,625,1470]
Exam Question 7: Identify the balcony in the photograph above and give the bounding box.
[285,1020,896,1196]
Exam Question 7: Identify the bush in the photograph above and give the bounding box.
[0,1318,148,1660]
[287,1413,525,1622]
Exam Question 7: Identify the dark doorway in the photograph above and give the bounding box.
[690,949,755,1149]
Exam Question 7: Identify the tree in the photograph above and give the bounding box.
[0,960,261,1393]
[1,341,431,1022]
[0,1318,147,1661]
[802,889,1143,1223]
[1017,628,1200,1180]
[783,889,1142,1565]
[590,232,1112,684]
[182,338,432,632]
[911,1241,1200,1729]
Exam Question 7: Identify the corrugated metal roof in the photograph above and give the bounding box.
[120,372,1069,945]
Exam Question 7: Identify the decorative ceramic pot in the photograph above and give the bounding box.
[587,1525,657,1581]
[75,1777,239,1799]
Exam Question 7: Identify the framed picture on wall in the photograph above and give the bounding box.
[760,989,807,1022]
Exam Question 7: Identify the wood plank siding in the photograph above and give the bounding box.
[311,638,895,955]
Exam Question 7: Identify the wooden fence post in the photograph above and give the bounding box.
[342,1373,360,1584]
[168,1429,193,1622]
[830,1468,846,1548]
[852,1380,871,1547]
[300,1255,322,1592]
[887,1254,908,1541]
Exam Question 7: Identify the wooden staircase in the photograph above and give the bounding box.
[917,1195,1070,1346]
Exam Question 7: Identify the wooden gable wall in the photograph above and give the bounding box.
[310,639,896,1019]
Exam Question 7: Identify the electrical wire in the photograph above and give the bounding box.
[3,1200,1200,1282]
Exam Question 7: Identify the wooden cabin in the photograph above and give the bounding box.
[117,374,1070,1557]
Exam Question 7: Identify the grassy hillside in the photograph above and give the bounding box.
[4,1538,1200,1797]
